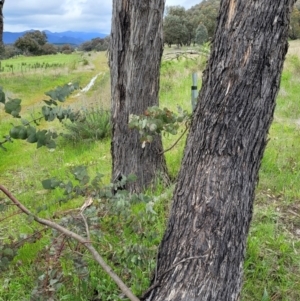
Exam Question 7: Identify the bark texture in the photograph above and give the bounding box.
[0,0,4,47]
[147,1,295,300]
[110,0,168,193]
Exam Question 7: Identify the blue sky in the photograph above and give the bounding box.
[3,0,202,33]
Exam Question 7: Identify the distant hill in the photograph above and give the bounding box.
[3,30,108,45]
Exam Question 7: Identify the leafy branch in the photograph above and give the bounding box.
[159,121,190,155]
[129,106,191,149]
[0,83,82,150]
[0,135,13,151]
[0,184,140,301]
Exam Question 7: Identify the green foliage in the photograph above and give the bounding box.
[290,2,300,39]
[195,23,208,45]
[79,36,110,52]
[63,107,111,143]
[14,30,48,56]
[1,82,80,150]
[0,45,21,59]
[0,244,17,271]
[39,172,165,300]
[164,0,220,46]
[82,58,89,66]
[164,11,189,46]
[164,0,300,43]
[60,44,74,54]
[129,106,190,146]
[41,43,58,55]
[44,82,79,103]
[4,98,21,117]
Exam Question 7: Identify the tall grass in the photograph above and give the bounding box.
[62,107,111,143]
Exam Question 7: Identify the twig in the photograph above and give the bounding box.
[0,184,140,301]
[0,135,12,151]
[80,212,90,242]
[0,209,23,222]
[159,123,189,155]
[287,209,300,218]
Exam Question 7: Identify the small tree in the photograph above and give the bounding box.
[164,15,189,47]
[187,0,220,39]
[195,23,208,45]
[42,43,58,55]
[60,44,74,54]
[289,5,300,39]
[163,6,190,47]
[14,30,47,55]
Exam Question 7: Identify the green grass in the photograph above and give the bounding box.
[1,42,300,300]
[241,47,300,300]
[0,52,109,111]
[159,55,206,178]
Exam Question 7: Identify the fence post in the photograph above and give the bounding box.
[191,73,198,111]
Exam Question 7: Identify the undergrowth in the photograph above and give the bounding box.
[62,107,111,143]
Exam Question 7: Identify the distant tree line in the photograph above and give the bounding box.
[163,0,219,47]
[1,0,300,58]
[163,0,300,47]
[78,36,110,52]
[0,30,110,59]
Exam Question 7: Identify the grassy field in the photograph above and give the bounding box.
[0,41,300,301]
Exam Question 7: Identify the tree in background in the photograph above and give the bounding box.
[195,23,208,45]
[165,0,300,44]
[110,0,168,193]
[1,45,20,58]
[14,30,47,55]
[163,14,188,47]
[187,0,220,39]
[147,0,295,299]
[60,44,74,54]
[163,1,220,46]
[79,36,110,52]
[41,43,58,55]
[290,1,300,39]
[0,0,4,50]
[163,5,197,46]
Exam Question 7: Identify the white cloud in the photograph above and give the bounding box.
[4,0,112,33]
[3,0,202,33]
[166,0,201,7]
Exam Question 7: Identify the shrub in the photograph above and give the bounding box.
[42,43,58,55]
[82,58,89,66]
[63,49,73,55]
[63,107,111,143]
[61,44,74,54]
[195,23,208,45]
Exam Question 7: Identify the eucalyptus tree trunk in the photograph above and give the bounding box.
[0,0,4,47]
[146,0,295,300]
[110,0,168,193]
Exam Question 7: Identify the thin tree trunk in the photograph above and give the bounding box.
[0,0,4,47]
[147,0,295,300]
[110,0,168,193]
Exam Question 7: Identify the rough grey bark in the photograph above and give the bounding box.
[110,0,168,193]
[146,0,295,300]
[0,0,4,47]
